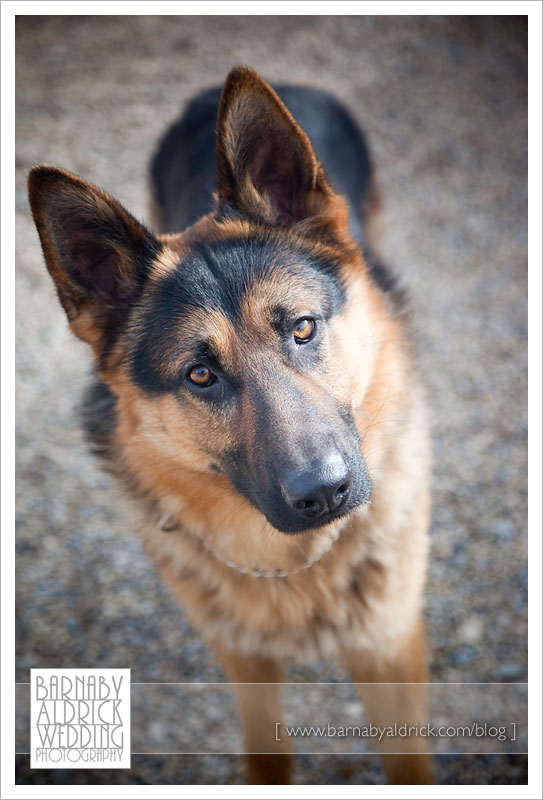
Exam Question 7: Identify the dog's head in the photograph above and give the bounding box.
[29,67,386,534]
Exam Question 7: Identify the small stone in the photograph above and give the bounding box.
[494,662,525,682]
[457,615,484,644]
[489,518,516,541]
[450,645,477,667]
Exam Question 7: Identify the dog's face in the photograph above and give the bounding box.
[28,67,377,534]
[129,227,372,533]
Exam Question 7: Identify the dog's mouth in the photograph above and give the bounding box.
[264,482,371,534]
[269,498,368,534]
[230,462,372,534]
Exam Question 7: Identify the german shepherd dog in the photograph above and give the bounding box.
[28,66,431,785]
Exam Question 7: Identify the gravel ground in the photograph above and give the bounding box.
[15,15,527,785]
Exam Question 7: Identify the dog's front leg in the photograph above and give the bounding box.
[342,617,432,784]
[212,641,292,785]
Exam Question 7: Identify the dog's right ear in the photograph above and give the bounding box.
[28,166,160,352]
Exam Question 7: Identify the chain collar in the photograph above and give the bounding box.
[158,513,342,578]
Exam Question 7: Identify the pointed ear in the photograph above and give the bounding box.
[216,66,337,227]
[28,166,160,353]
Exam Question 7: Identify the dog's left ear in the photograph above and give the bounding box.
[216,66,345,231]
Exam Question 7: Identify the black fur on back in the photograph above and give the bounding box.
[361,245,408,317]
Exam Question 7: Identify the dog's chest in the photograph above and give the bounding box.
[142,513,405,662]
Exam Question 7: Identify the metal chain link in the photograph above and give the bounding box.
[158,513,342,578]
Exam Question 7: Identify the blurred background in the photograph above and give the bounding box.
[15,15,527,785]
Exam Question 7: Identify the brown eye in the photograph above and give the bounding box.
[187,364,215,387]
[293,318,316,343]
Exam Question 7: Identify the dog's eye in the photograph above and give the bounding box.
[293,318,316,343]
[187,364,216,387]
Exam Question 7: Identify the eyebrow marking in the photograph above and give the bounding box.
[131,232,346,395]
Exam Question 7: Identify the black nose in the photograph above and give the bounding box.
[280,455,352,519]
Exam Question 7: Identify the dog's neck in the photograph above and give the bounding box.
[148,480,369,577]
[157,510,348,578]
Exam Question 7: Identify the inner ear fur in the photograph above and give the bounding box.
[28,165,159,351]
[216,66,341,229]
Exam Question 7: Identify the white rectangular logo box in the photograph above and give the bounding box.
[30,668,131,769]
